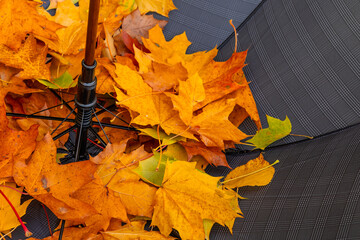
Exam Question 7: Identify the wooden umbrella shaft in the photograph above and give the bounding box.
[84,0,100,66]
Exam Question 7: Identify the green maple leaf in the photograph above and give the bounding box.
[246,115,292,150]
[134,152,174,186]
[37,71,77,89]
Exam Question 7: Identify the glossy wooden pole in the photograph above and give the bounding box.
[84,0,100,66]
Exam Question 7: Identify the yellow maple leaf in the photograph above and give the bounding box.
[167,73,205,125]
[110,180,157,218]
[102,221,175,240]
[223,154,277,188]
[114,63,195,139]
[39,22,88,55]
[79,0,126,22]
[140,25,217,75]
[135,0,176,17]
[0,35,51,80]
[152,161,241,240]
[142,25,191,66]
[49,0,82,27]
[0,183,32,232]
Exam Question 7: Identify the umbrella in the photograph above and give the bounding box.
[6,0,360,239]
[170,0,360,239]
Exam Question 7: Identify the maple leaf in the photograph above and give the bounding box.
[135,0,176,17]
[152,161,241,240]
[227,69,262,129]
[140,24,218,77]
[40,22,88,55]
[142,62,187,91]
[0,35,51,80]
[95,58,118,94]
[180,140,229,167]
[102,221,175,240]
[122,9,167,42]
[38,71,77,89]
[113,63,195,140]
[49,0,82,27]
[0,64,20,82]
[190,98,248,148]
[167,73,205,125]
[0,183,32,232]
[110,180,157,218]
[0,90,38,178]
[199,50,248,84]
[135,24,217,76]
[89,143,158,218]
[91,142,150,185]
[0,124,38,178]
[247,115,292,149]
[95,56,135,94]
[0,0,62,50]
[134,45,152,73]
[194,51,248,110]
[13,133,98,220]
[72,177,129,222]
[142,25,191,66]
[134,152,170,186]
[228,105,249,128]
[114,0,137,16]
[79,0,125,23]
[223,154,277,188]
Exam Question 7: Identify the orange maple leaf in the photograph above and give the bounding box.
[13,134,98,220]
[0,0,62,50]
[0,90,38,178]
[0,35,51,80]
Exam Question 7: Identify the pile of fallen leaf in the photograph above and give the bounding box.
[0,0,293,239]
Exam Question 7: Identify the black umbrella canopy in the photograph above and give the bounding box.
[8,0,360,239]
[164,0,360,239]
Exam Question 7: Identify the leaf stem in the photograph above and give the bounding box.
[42,203,53,236]
[0,189,32,237]
[0,185,29,195]
[221,160,279,184]
[156,125,163,171]
[290,133,313,139]
[229,19,237,53]
[0,226,16,240]
[238,142,256,147]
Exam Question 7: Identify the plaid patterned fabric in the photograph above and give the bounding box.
[163,0,262,53]
[206,0,360,239]
[217,0,360,148]
[207,123,360,239]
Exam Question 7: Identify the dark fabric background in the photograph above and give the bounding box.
[162,0,262,53]
[217,0,360,149]
[205,0,360,239]
[207,123,360,239]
